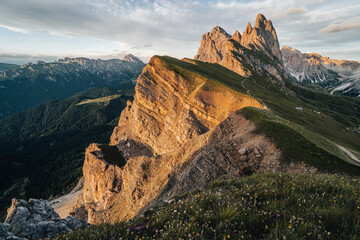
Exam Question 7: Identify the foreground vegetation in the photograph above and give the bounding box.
[57,173,360,239]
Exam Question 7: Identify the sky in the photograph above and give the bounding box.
[0,0,359,64]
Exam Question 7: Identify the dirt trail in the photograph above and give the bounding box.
[50,178,83,218]
[337,145,360,165]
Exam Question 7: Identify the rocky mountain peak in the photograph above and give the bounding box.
[241,13,281,61]
[194,25,231,63]
[281,46,300,52]
[210,26,231,37]
[242,22,253,37]
[231,30,242,43]
[123,54,142,63]
[254,13,267,28]
[195,14,284,81]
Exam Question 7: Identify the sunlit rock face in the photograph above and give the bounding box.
[73,55,274,224]
[195,13,285,81]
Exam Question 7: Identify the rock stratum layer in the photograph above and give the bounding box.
[73,54,317,224]
[282,46,360,97]
[194,13,285,81]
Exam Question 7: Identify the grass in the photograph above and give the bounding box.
[56,173,360,240]
[156,55,360,166]
[238,107,360,175]
[76,94,123,106]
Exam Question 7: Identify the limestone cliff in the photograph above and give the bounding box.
[194,13,285,81]
[73,55,316,224]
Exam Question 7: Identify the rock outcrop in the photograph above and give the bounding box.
[1,198,87,239]
[73,55,270,224]
[73,54,318,224]
[195,13,285,81]
[282,46,360,97]
[194,26,231,64]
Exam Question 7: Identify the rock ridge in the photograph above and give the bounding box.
[282,46,360,97]
[194,13,285,81]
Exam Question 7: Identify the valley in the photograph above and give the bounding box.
[0,10,360,240]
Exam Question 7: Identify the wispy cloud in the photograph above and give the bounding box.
[319,18,360,33]
[0,51,60,64]
[271,6,307,19]
[0,0,359,62]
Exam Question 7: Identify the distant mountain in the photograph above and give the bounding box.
[282,46,360,97]
[0,63,19,71]
[0,87,132,220]
[0,54,145,118]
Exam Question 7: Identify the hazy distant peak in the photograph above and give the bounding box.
[123,54,142,63]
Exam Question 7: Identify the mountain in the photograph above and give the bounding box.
[194,13,285,81]
[282,46,360,97]
[0,63,19,71]
[2,13,359,238]
[70,14,360,225]
[0,87,132,220]
[0,55,145,118]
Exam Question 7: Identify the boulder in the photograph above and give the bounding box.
[2,198,88,239]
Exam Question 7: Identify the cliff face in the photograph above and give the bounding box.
[73,54,320,224]
[73,55,279,224]
[194,13,284,81]
[110,56,263,155]
[282,46,360,97]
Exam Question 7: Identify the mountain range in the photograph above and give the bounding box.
[1,13,360,240]
[282,46,360,97]
[0,55,144,118]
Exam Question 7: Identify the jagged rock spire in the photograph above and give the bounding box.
[231,30,242,43]
[194,26,231,63]
[241,13,282,61]
[194,13,284,80]
[242,22,253,37]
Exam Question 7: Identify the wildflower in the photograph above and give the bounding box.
[288,225,292,229]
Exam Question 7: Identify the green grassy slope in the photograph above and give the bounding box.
[57,173,360,240]
[157,56,360,168]
[0,87,131,219]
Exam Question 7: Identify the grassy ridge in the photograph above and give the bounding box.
[56,173,360,240]
[157,56,360,165]
[238,108,360,175]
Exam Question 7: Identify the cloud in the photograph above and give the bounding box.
[319,18,360,33]
[131,44,153,49]
[271,6,307,19]
[0,51,60,64]
[0,0,359,62]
